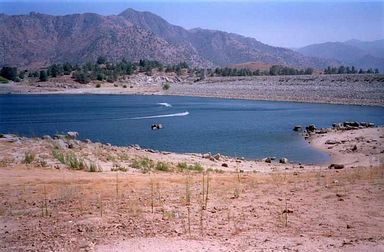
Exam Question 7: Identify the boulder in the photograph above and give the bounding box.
[262,157,272,163]
[328,164,345,169]
[222,163,229,167]
[279,158,288,164]
[214,153,221,160]
[306,124,316,132]
[42,135,52,140]
[66,131,79,139]
[202,153,211,159]
[316,129,328,134]
[325,140,340,145]
[56,139,68,149]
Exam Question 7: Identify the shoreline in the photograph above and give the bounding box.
[2,91,384,109]
[1,73,383,106]
[1,127,383,251]
[1,126,383,172]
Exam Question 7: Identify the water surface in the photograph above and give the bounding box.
[1,95,383,164]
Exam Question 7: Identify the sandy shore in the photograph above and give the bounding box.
[1,74,384,106]
[0,127,383,251]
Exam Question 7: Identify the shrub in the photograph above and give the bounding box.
[177,162,188,172]
[131,157,155,173]
[111,163,128,172]
[24,151,35,164]
[52,149,65,164]
[52,149,89,170]
[190,163,204,172]
[88,162,101,172]
[0,76,9,84]
[155,161,170,172]
[95,83,101,88]
[162,82,171,90]
[176,162,204,173]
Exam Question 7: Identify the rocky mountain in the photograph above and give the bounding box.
[297,39,384,72]
[0,8,336,69]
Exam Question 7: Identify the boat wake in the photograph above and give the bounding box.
[157,102,172,107]
[129,111,189,120]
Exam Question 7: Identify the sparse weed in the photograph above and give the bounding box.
[88,162,101,172]
[52,148,100,171]
[177,162,204,173]
[23,151,35,164]
[155,162,170,172]
[111,163,128,172]
[131,157,155,173]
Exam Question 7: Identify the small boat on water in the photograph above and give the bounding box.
[151,124,163,130]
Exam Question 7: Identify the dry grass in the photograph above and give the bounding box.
[1,165,383,251]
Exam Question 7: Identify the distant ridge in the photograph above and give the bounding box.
[297,39,384,72]
[0,8,337,69]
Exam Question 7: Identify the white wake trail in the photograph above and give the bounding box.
[157,103,172,107]
[130,111,189,120]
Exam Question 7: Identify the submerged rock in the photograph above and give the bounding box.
[293,125,303,132]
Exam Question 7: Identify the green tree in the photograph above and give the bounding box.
[0,66,18,81]
[39,70,48,82]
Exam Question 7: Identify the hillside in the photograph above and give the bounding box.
[0,8,336,69]
[297,39,384,72]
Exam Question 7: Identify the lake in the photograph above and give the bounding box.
[1,94,383,164]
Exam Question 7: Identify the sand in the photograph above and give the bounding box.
[0,127,383,251]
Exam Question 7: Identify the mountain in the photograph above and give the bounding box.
[118,9,336,68]
[297,39,384,72]
[0,8,336,69]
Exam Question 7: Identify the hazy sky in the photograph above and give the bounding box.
[1,0,383,48]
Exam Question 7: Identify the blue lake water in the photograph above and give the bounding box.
[1,94,383,164]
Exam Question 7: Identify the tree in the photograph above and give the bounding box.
[304,68,313,75]
[337,66,346,74]
[97,56,107,65]
[0,66,18,81]
[39,70,48,82]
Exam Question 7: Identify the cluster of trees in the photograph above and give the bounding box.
[324,66,379,74]
[1,59,382,84]
[70,58,189,84]
[0,66,24,82]
[211,65,313,77]
[0,57,190,84]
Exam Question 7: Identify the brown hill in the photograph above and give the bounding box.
[0,9,337,69]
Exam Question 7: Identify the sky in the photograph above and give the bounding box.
[0,0,383,48]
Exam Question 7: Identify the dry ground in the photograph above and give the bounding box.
[0,128,383,251]
[0,165,383,251]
